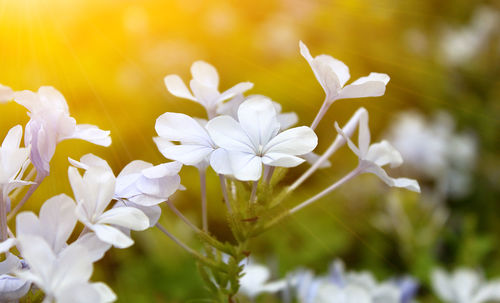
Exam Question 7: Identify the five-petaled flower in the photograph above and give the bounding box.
[164,61,254,118]
[207,96,318,181]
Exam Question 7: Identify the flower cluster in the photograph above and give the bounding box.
[0,41,421,302]
[0,86,182,302]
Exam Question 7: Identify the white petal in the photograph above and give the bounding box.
[73,233,111,262]
[228,151,262,181]
[2,125,23,148]
[362,162,420,192]
[66,124,111,147]
[191,61,219,89]
[91,282,117,303]
[206,116,254,153]
[365,140,403,168]
[264,126,317,156]
[339,72,390,99]
[37,86,69,112]
[209,148,233,175]
[55,243,93,287]
[473,281,500,303]
[142,161,182,178]
[0,84,14,103]
[97,207,149,231]
[155,144,213,166]
[0,239,16,254]
[357,110,370,157]
[217,82,254,103]
[39,194,77,253]
[237,96,280,148]
[117,160,152,177]
[261,153,305,167]
[120,201,161,228]
[277,112,298,130]
[334,122,361,158]
[164,75,195,101]
[91,224,134,248]
[311,56,342,101]
[155,112,213,146]
[0,275,31,301]
[299,40,314,64]
[190,79,220,110]
[315,54,350,87]
[16,235,56,284]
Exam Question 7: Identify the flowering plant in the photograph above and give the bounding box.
[0,41,425,302]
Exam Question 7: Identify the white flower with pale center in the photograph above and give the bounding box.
[206,96,318,181]
[432,268,500,303]
[0,84,14,103]
[334,110,420,192]
[15,234,116,303]
[164,61,253,118]
[0,125,31,200]
[68,165,149,249]
[300,41,390,106]
[13,86,111,177]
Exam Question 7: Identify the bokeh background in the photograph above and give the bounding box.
[1,0,499,302]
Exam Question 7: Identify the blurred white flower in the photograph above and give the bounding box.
[239,262,287,299]
[335,110,420,192]
[432,268,500,303]
[299,41,390,106]
[164,61,253,118]
[13,86,111,177]
[207,96,317,181]
[15,234,116,303]
[439,6,499,66]
[68,165,149,248]
[387,111,476,197]
[0,84,14,103]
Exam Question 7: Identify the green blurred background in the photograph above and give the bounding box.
[1,0,499,302]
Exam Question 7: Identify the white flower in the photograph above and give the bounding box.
[0,84,14,103]
[13,86,111,176]
[68,165,149,248]
[206,96,318,181]
[164,61,253,118]
[432,268,500,303]
[15,234,116,303]
[299,41,390,105]
[154,113,224,172]
[334,110,420,192]
[115,160,182,206]
[0,125,31,199]
[217,93,299,130]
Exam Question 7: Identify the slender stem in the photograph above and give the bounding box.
[218,174,232,213]
[249,181,258,203]
[9,167,36,201]
[155,223,227,272]
[0,194,9,241]
[263,166,275,184]
[310,97,332,130]
[7,174,44,222]
[167,201,202,233]
[255,168,361,235]
[199,169,208,232]
[289,135,345,192]
[290,167,361,214]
